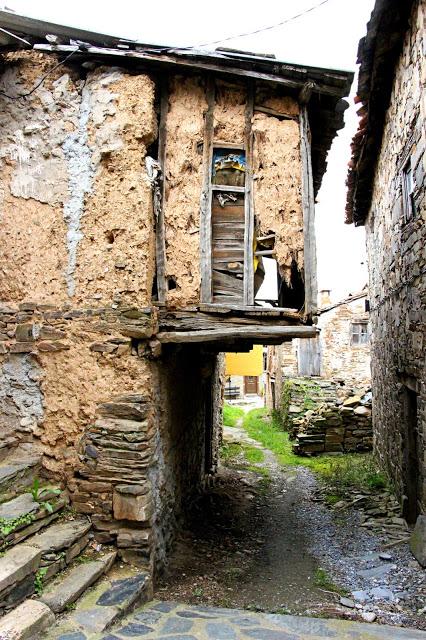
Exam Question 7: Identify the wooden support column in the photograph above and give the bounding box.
[299,105,318,319]
[244,80,255,306]
[156,77,168,303]
[200,76,215,303]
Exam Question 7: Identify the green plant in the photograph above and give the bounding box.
[313,568,348,596]
[0,512,36,541]
[34,567,48,596]
[31,478,61,504]
[64,601,77,611]
[192,586,204,597]
[223,403,244,427]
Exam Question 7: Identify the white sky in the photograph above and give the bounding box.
[4,0,374,302]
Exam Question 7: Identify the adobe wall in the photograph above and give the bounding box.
[163,77,303,306]
[365,0,426,515]
[0,53,224,574]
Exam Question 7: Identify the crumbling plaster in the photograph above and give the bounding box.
[0,53,156,307]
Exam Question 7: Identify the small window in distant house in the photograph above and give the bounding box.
[351,322,369,345]
[402,157,415,221]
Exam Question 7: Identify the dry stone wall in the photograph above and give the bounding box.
[365,0,426,515]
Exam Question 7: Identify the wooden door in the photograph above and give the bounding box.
[244,375,258,394]
[297,337,321,376]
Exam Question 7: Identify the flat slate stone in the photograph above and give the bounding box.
[0,493,39,520]
[72,607,120,634]
[357,563,393,579]
[0,599,54,640]
[28,518,91,553]
[97,573,148,607]
[177,610,215,619]
[41,551,117,612]
[0,544,42,593]
[410,514,426,567]
[151,601,176,612]
[57,634,87,640]
[206,621,237,639]
[161,616,193,634]
[117,622,154,636]
[135,610,163,623]
[243,629,298,640]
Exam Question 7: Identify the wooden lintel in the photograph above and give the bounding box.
[158,325,318,344]
[254,105,298,121]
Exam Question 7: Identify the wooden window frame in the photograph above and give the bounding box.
[350,321,369,346]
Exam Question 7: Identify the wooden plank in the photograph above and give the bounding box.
[244,80,255,306]
[213,294,244,305]
[198,303,300,316]
[212,248,244,262]
[212,224,245,241]
[254,105,298,121]
[213,270,244,297]
[212,184,245,193]
[212,141,246,150]
[35,45,348,98]
[299,105,318,319]
[199,76,215,303]
[156,77,168,303]
[158,325,319,344]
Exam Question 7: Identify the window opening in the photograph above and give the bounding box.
[351,322,369,345]
[402,157,415,221]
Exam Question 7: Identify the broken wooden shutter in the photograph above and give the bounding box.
[211,148,246,304]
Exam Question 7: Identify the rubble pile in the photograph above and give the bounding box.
[282,378,373,455]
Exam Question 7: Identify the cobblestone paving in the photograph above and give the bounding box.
[61,601,426,640]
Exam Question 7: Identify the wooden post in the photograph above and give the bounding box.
[299,105,318,319]
[200,75,215,303]
[156,77,168,303]
[244,80,255,306]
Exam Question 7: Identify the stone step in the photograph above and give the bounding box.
[0,491,68,550]
[46,566,151,637]
[0,599,54,640]
[0,517,91,613]
[0,446,42,503]
[27,517,92,584]
[40,550,117,613]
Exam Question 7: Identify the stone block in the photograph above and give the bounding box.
[113,486,153,522]
[0,599,54,639]
[0,545,42,595]
[117,527,151,548]
[10,342,34,353]
[410,515,426,567]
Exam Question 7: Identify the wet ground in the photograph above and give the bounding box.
[156,424,425,631]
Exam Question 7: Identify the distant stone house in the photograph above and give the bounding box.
[0,10,352,580]
[265,290,370,411]
[346,0,426,522]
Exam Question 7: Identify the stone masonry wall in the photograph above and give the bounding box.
[318,297,370,381]
[365,0,426,516]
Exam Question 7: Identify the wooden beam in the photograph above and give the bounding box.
[298,81,316,105]
[244,80,255,306]
[299,105,318,319]
[199,76,215,303]
[34,44,348,98]
[198,303,300,317]
[158,325,318,344]
[156,77,168,303]
[254,105,298,121]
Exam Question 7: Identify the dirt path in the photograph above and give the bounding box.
[155,422,425,630]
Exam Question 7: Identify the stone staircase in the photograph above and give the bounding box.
[0,446,151,638]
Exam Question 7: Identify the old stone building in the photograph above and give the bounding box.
[0,8,352,602]
[346,0,426,523]
[265,289,371,411]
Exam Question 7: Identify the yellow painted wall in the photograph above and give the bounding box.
[225,345,263,376]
